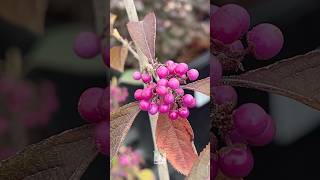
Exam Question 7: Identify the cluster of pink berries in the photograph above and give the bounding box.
[211,4,284,71]
[110,85,128,112]
[78,86,109,155]
[133,60,199,120]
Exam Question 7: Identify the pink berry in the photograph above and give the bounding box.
[182,94,194,107]
[156,66,169,78]
[174,63,189,76]
[176,88,184,96]
[211,4,250,44]
[133,71,141,80]
[78,87,104,123]
[139,100,150,111]
[211,55,222,87]
[247,23,284,60]
[219,144,254,178]
[156,86,168,96]
[169,110,179,120]
[188,98,197,108]
[187,69,199,81]
[165,60,175,66]
[178,107,189,118]
[94,121,109,155]
[134,89,143,100]
[233,103,268,137]
[148,103,159,115]
[168,78,180,89]
[159,104,170,113]
[148,82,157,89]
[73,31,100,59]
[141,88,153,100]
[141,73,152,83]
[212,85,237,106]
[164,93,175,104]
[246,115,276,146]
[157,79,168,86]
[167,63,177,74]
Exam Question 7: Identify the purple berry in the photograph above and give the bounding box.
[141,88,153,100]
[134,89,143,100]
[167,62,177,74]
[168,78,180,89]
[174,63,189,76]
[211,155,218,179]
[247,115,276,146]
[78,87,104,123]
[156,66,169,78]
[182,94,194,107]
[141,73,152,84]
[148,103,158,115]
[139,100,150,111]
[178,107,190,118]
[98,86,109,121]
[228,40,244,53]
[176,88,184,96]
[157,79,168,86]
[169,110,179,120]
[164,93,175,104]
[211,4,250,44]
[187,69,199,81]
[212,85,237,106]
[211,55,222,87]
[156,86,168,96]
[133,71,142,80]
[165,60,175,66]
[233,103,268,137]
[94,121,109,155]
[229,129,247,144]
[219,144,254,178]
[74,31,100,59]
[247,23,284,60]
[159,104,170,113]
[210,5,219,16]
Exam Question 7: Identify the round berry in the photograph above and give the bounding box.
[156,86,168,96]
[176,88,184,96]
[141,88,153,100]
[178,107,190,118]
[210,5,219,16]
[165,60,175,67]
[169,110,179,120]
[233,103,268,137]
[148,103,158,115]
[156,66,169,78]
[159,104,170,113]
[74,31,100,59]
[212,85,237,106]
[228,40,245,54]
[98,87,109,120]
[182,94,194,107]
[133,71,142,80]
[247,115,276,146]
[157,79,168,86]
[219,144,254,178]
[174,63,189,76]
[211,55,222,87]
[78,87,104,123]
[139,100,150,111]
[134,89,143,100]
[211,4,250,44]
[164,93,175,104]
[247,23,284,60]
[168,78,180,89]
[167,62,177,74]
[187,69,199,81]
[141,73,152,84]
[94,121,109,155]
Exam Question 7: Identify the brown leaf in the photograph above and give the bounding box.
[0,0,47,34]
[110,45,128,72]
[110,102,141,159]
[223,50,320,111]
[186,143,210,180]
[156,114,197,175]
[127,12,156,62]
[182,77,210,96]
[0,125,98,180]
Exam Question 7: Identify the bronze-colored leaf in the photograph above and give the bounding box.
[223,50,320,111]
[156,114,197,175]
[110,102,141,159]
[186,143,210,180]
[127,12,156,62]
[0,0,47,34]
[0,125,98,180]
[110,45,128,72]
[182,77,210,96]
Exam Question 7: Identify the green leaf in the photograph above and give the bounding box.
[119,69,143,86]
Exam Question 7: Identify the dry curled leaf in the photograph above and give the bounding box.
[110,102,141,159]
[223,50,320,111]
[156,114,197,175]
[182,77,210,96]
[110,45,129,72]
[0,0,47,34]
[0,125,98,180]
[186,143,210,180]
[127,12,156,62]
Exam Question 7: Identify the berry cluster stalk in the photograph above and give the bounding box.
[122,0,170,179]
